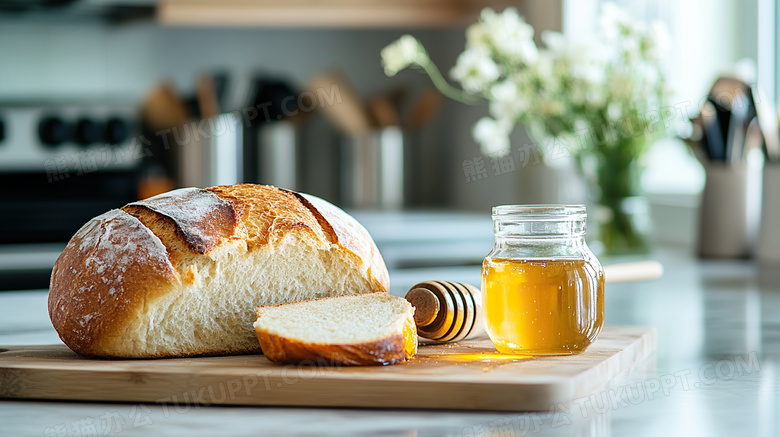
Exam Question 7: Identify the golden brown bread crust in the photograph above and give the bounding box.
[48,184,389,358]
[296,192,389,292]
[48,210,179,357]
[255,313,418,366]
[124,187,238,255]
[256,332,411,366]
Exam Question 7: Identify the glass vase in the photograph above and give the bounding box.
[583,152,652,257]
[593,196,651,256]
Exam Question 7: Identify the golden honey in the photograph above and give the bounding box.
[482,258,604,355]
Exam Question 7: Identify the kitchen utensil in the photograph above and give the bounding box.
[177,74,242,188]
[404,89,442,132]
[323,88,404,209]
[308,72,404,208]
[708,76,752,108]
[385,86,408,117]
[750,85,780,161]
[701,100,726,161]
[242,77,301,189]
[368,95,399,128]
[306,71,371,138]
[725,91,749,164]
[0,326,654,411]
[405,281,483,344]
[745,117,764,156]
[708,78,754,159]
[683,116,711,162]
[196,75,220,119]
[140,82,189,185]
[140,82,188,131]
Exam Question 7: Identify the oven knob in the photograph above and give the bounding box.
[75,118,104,147]
[105,117,130,145]
[39,116,71,147]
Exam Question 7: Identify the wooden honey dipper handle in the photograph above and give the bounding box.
[603,261,664,283]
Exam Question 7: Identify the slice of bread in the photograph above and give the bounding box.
[254,294,417,365]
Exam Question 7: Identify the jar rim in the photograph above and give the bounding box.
[492,204,587,220]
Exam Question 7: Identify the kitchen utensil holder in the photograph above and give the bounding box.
[341,127,404,209]
[698,163,754,258]
[178,113,242,188]
[757,163,780,263]
[256,121,298,190]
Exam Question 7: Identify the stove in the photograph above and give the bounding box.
[0,99,144,290]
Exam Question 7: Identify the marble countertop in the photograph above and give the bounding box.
[1,248,778,436]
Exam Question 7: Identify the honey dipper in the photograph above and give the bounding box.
[404,281,484,343]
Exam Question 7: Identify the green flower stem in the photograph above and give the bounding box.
[417,60,482,105]
[598,196,649,256]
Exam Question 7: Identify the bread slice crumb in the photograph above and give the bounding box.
[254,294,417,365]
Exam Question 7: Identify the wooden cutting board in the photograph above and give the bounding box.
[0,326,654,411]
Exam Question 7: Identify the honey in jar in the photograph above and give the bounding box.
[482,205,604,355]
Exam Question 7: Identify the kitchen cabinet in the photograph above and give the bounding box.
[157,0,525,28]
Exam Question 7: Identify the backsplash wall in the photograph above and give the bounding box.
[0,1,562,211]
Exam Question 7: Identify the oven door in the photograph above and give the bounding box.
[0,170,139,290]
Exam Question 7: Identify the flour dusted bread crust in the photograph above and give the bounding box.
[254,294,417,365]
[48,184,389,358]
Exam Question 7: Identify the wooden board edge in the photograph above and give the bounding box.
[0,327,657,411]
[570,326,657,404]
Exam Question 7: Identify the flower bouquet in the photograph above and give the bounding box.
[381,5,671,255]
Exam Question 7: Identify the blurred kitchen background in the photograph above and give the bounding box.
[0,0,777,292]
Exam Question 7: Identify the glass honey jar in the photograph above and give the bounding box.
[482,205,604,355]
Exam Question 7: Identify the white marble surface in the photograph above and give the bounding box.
[1,248,779,436]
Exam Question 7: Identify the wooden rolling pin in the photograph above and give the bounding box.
[405,260,663,344]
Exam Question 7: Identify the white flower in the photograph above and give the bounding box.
[645,21,671,62]
[473,117,512,156]
[542,30,606,85]
[479,8,538,64]
[569,82,589,106]
[450,48,501,93]
[466,22,490,51]
[574,118,590,133]
[488,80,526,120]
[535,51,555,79]
[634,63,660,87]
[586,87,607,107]
[540,99,565,117]
[541,31,566,54]
[619,34,642,59]
[381,35,429,77]
[610,71,636,101]
[607,102,622,121]
[600,3,631,40]
[534,53,565,95]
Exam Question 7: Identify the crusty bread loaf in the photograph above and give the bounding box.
[48,184,389,358]
[254,294,417,365]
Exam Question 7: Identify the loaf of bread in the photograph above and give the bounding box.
[48,184,389,358]
[254,293,417,365]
